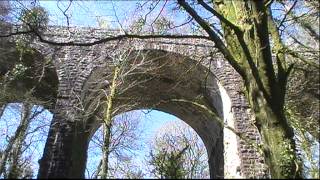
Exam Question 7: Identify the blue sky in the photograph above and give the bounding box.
[35,0,193,33]
[39,1,131,27]
[38,1,163,27]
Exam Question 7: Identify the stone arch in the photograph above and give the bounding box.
[78,49,236,178]
[35,27,266,178]
[86,109,212,178]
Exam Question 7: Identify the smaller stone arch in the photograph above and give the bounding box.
[0,39,59,109]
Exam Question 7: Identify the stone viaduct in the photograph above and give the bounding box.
[4,26,267,178]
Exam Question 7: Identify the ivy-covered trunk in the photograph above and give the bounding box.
[212,0,301,178]
[100,66,120,179]
[179,0,302,175]
[246,78,298,178]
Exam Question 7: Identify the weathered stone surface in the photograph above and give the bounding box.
[9,26,267,178]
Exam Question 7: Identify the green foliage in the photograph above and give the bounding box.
[129,15,173,35]
[8,63,28,82]
[286,108,319,179]
[0,37,58,108]
[146,121,209,179]
[277,140,297,177]
[153,16,173,35]
[20,6,48,31]
[286,63,319,140]
[15,36,35,54]
[129,17,145,33]
[148,147,188,179]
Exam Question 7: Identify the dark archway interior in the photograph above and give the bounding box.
[0,39,59,109]
[79,50,225,178]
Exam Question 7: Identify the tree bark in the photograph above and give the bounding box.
[100,124,111,179]
[247,79,298,178]
[211,0,300,178]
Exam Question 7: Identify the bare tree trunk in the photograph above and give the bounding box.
[100,124,111,179]
[0,103,32,177]
[6,103,32,178]
[94,159,102,179]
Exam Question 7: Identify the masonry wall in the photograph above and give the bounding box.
[28,26,267,178]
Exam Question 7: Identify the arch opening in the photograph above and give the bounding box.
[85,109,211,179]
[79,49,227,178]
